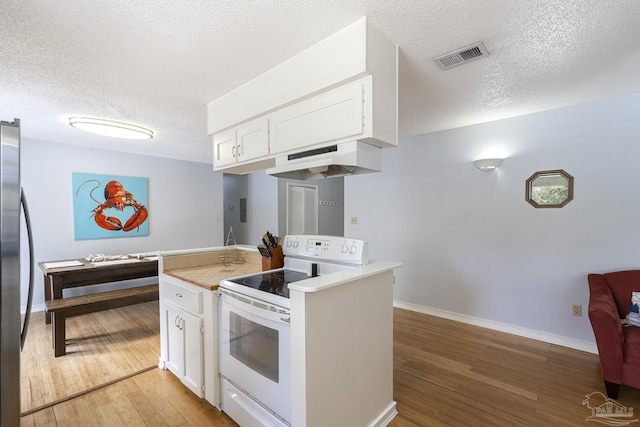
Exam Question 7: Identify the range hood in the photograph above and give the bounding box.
[266,141,382,180]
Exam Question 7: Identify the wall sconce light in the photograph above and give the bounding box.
[69,117,154,140]
[473,158,502,171]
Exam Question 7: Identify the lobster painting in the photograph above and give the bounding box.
[91,180,148,231]
[74,175,149,237]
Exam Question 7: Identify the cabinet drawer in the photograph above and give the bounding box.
[269,81,365,154]
[164,279,202,314]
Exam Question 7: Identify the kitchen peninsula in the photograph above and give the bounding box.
[158,245,262,406]
[160,238,400,427]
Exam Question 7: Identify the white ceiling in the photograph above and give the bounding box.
[2,0,640,164]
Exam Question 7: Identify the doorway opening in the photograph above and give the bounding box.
[286,183,318,235]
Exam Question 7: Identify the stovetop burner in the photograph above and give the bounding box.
[236,269,311,299]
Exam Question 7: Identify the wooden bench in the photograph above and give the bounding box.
[44,284,159,357]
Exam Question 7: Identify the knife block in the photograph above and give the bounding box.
[262,245,284,271]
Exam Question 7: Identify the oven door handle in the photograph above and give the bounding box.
[219,288,290,324]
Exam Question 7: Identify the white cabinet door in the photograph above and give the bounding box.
[269,81,365,155]
[181,309,204,396]
[213,119,269,169]
[236,119,269,162]
[163,301,204,397]
[164,301,183,377]
[213,130,237,167]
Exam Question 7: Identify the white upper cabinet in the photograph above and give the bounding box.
[213,130,237,168]
[213,118,272,173]
[207,16,397,174]
[237,119,270,161]
[269,79,366,155]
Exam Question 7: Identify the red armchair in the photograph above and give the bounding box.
[588,271,640,398]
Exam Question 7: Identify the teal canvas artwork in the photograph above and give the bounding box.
[72,173,149,240]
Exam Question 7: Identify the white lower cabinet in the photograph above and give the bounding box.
[159,274,220,407]
[164,300,203,397]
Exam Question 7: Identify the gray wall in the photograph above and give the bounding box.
[345,92,640,351]
[246,172,279,245]
[224,172,345,245]
[223,173,249,244]
[21,139,223,309]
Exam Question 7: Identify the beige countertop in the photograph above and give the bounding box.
[163,250,263,290]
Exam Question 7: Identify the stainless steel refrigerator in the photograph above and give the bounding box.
[1,118,34,426]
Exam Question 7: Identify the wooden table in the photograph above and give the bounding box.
[39,258,159,324]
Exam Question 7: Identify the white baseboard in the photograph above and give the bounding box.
[394,300,598,354]
[22,303,45,315]
[371,401,397,427]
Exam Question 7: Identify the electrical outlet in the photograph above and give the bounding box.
[571,304,582,317]
[351,216,358,225]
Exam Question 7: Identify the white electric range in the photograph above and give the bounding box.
[219,234,369,309]
[218,234,369,427]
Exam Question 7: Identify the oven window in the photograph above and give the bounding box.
[229,311,279,383]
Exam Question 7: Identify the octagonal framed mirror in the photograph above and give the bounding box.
[525,169,574,208]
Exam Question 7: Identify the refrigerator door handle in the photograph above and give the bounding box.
[20,187,34,350]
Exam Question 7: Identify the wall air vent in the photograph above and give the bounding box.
[434,42,489,70]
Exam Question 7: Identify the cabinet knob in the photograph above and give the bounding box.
[176,293,182,298]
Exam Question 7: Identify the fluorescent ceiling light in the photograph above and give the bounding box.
[69,117,153,140]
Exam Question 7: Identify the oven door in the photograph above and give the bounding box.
[219,288,291,424]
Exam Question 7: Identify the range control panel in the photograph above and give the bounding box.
[283,235,369,265]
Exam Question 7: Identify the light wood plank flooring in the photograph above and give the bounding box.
[390,309,640,426]
[20,303,640,426]
[21,301,237,426]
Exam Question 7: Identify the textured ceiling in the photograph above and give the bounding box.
[1,0,640,164]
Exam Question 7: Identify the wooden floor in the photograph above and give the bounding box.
[390,309,640,426]
[20,301,237,426]
[20,304,640,426]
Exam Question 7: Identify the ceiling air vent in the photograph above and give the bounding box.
[434,42,489,70]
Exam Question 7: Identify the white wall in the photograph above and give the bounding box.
[21,139,223,309]
[345,92,640,351]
